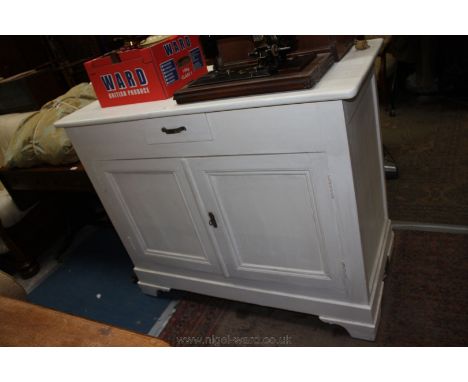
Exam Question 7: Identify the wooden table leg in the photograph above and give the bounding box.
[0,220,40,279]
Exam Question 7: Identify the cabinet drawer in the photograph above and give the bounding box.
[205,102,338,154]
[66,102,342,161]
[143,113,212,144]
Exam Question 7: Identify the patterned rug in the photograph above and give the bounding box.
[160,230,468,346]
[380,95,468,225]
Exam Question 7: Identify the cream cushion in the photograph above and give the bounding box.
[4,83,96,168]
[0,112,35,169]
[0,112,35,253]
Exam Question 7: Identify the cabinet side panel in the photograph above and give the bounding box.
[344,76,386,283]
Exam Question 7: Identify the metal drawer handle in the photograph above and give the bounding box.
[208,212,218,228]
[161,126,187,134]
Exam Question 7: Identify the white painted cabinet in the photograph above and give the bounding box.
[57,39,393,340]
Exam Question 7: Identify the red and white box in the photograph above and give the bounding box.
[84,35,207,108]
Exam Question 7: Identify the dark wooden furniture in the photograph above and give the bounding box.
[0,163,94,207]
[174,53,335,104]
[0,296,169,346]
[174,35,354,104]
[0,36,122,108]
[0,68,68,114]
[0,163,98,278]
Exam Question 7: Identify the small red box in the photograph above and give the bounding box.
[84,35,207,108]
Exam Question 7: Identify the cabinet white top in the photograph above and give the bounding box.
[56,38,382,128]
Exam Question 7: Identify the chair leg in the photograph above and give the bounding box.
[0,221,40,279]
[389,62,399,117]
[383,145,399,180]
[378,52,389,107]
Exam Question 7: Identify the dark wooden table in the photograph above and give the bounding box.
[0,163,94,203]
[0,163,97,278]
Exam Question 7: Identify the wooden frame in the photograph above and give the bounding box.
[0,163,96,278]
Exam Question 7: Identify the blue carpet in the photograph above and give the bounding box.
[28,225,173,334]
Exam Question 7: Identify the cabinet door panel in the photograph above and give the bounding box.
[98,158,222,273]
[188,154,344,291]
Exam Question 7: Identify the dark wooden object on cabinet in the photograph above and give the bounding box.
[174,35,354,104]
[175,53,336,104]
